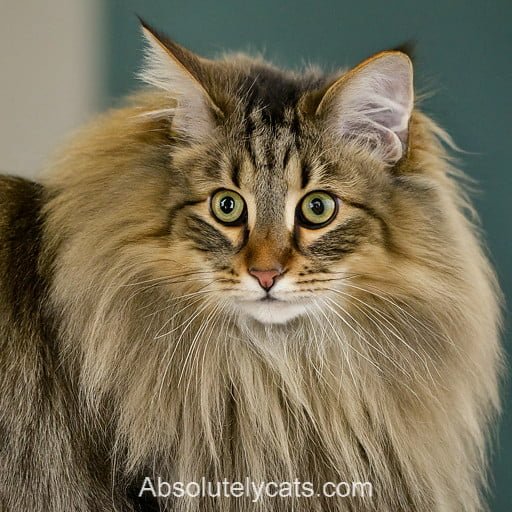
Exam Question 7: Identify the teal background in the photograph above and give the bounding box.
[104,1,511,509]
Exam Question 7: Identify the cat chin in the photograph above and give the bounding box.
[235,300,309,324]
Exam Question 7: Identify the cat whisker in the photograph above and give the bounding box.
[303,308,345,401]
[125,269,214,288]
[324,298,428,402]
[326,287,440,371]
[153,294,216,339]
[125,276,216,306]
[155,297,216,402]
[322,295,414,380]
[339,282,451,358]
[325,286,452,395]
[311,301,366,390]
[142,286,217,318]
[295,277,355,285]
[316,298,385,374]
[189,300,232,400]
[178,301,222,389]
[322,295,443,407]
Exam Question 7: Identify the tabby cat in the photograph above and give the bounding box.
[0,21,503,512]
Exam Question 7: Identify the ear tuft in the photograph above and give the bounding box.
[390,41,415,61]
[317,52,414,165]
[138,21,218,141]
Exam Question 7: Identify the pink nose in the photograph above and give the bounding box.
[249,268,282,291]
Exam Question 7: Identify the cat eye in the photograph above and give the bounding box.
[210,189,247,226]
[297,191,338,229]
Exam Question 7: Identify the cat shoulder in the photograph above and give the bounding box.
[0,174,45,238]
[0,175,48,316]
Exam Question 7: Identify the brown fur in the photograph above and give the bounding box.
[0,30,503,512]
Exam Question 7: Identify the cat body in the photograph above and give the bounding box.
[0,23,503,511]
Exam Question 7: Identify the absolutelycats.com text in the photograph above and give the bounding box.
[139,477,373,502]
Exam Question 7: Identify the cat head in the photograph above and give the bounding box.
[66,18,466,330]
[135,22,426,325]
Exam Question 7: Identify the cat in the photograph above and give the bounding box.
[0,20,503,512]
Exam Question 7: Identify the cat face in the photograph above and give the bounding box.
[168,133,392,325]
[139,23,415,325]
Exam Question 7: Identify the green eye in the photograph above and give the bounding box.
[298,191,338,228]
[210,189,246,225]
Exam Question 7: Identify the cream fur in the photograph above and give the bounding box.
[34,87,503,511]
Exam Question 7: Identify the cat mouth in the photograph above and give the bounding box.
[259,295,279,302]
[233,294,311,324]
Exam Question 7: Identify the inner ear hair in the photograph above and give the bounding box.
[138,18,223,140]
[314,51,414,166]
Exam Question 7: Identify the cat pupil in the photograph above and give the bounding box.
[220,197,235,214]
[310,198,324,215]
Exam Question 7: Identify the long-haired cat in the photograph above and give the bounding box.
[0,21,503,511]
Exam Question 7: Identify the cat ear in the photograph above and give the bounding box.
[139,21,221,141]
[316,51,414,165]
